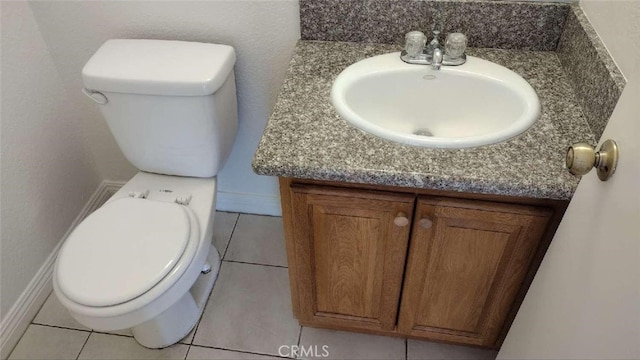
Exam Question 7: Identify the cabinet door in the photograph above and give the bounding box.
[398,197,552,347]
[289,184,415,332]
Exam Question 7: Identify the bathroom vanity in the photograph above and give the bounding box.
[278,177,567,348]
[252,39,597,349]
[251,0,628,348]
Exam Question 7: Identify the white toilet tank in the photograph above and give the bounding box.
[82,39,238,177]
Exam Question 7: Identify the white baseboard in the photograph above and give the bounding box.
[0,251,55,360]
[216,190,282,216]
[0,180,118,359]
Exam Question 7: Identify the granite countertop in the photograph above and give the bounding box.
[252,40,594,200]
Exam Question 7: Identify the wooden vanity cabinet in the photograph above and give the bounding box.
[280,178,563,349]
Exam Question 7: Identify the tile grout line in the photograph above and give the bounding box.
[221,213,241,260]
[405,338,408,360]
[229,211,281,218]
[75,330,93,360]
[30,322,91,334]
[293,325,303,359]
[188,344,292,359]
[90,330,134,338]
[222,259,288,269]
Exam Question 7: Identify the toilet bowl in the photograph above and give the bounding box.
[53,39,238,348]
[54,173,221,348]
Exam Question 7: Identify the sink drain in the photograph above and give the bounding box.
[413,128,433,137]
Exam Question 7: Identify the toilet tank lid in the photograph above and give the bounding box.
[82,39,236,96]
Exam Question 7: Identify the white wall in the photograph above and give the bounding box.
[27,0,301,215]
[0,2,101,321]
[580,0,640,76]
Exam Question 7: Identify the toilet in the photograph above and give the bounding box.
[53,39,238,348]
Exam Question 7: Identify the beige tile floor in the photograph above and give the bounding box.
[9,212,498,360]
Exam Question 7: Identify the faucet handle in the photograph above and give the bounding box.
[404,31,427,58]
[445,33,468,59]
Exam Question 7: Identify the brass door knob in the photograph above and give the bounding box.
[566,139,619,181]
[394,212,410,227]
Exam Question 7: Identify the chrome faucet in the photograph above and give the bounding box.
[432,47,443,70]
[425,30,441,58]
[401,30,467,69]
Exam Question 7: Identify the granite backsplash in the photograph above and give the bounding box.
[300,0,569,50]
[557,4,626,140]
[298,0,625,141]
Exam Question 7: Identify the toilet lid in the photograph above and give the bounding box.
[56,198,192,307]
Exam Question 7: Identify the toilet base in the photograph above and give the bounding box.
[131,246,221,348]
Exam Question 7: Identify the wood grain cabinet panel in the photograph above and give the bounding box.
[288,184,415,331]
[279,178,563,349]
[397,197,552,347]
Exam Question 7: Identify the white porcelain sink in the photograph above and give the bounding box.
[331,52,540,148]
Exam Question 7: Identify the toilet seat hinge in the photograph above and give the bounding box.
[175,195,192,206]
[128,190,150,199]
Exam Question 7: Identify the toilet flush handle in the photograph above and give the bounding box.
[82,88,108,105]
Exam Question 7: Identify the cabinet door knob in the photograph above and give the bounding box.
[419,218,433,229]
[394,212,410,227]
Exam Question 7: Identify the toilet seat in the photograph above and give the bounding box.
[56,197,199,307]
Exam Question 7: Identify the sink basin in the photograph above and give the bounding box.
[331,52,540,148]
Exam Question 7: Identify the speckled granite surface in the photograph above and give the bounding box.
[300,0,569,51]
[557,4,626,140]
[252,41,594,200]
